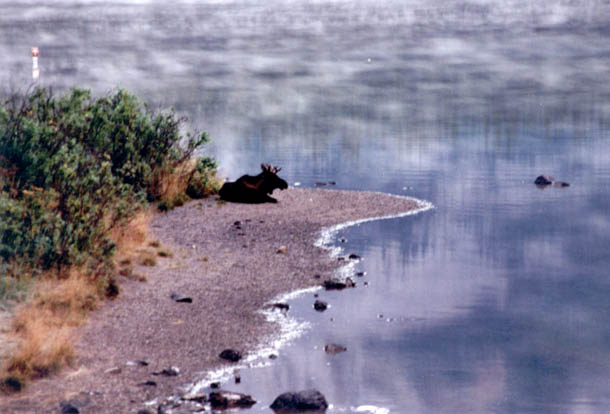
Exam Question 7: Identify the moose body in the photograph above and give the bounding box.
[219,164,288,203]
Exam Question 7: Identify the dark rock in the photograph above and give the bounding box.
[137,380,157,387]
[328,181,336,185]
[270,389,328,411]
[315,182,327,187]
[323,277,355,290]
[313,274,321,279]
[219,349,242,362]
[209,391,256,409]
[137,410,153,414]
[356,271,366,277]
[233,221,241,226]
[348,253,361,260]
[534,175,554,185]
[339,237,347,243]
[60,401,80,414]
[269,354,278,360]
[210,382,221,389]
[1,376,23,392]
[271,303,290,311]
[105,278,120,299]
[324,344,347,354]
[153,366,180,376]
[313,300,328,312]
[337,257,345,261]
[234,371,241,384]
[170,293,193,303]
[555,181,570,187]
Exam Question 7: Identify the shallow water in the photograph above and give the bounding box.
[2,1,610,413]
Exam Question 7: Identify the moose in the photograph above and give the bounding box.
[219,163,288,203]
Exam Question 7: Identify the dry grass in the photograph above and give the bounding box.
[1,211,156,391]
[2,270,98,387]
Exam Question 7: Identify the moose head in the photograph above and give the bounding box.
[258,163,288,194]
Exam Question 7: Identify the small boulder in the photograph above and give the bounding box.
[313,300,328,312]
[170,293,193,303]
[323,277,355,290]
[534,175,554,185]
[324,344,347,354]
[348,253,361,260]
[209,391,256,409]
[60,401,80,414]
[270,389,328,412]
[152,366,180,376]
[219,349,242,362]
[277,245,288,254]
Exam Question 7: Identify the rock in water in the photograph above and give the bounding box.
[534,175,554,185]
[60,402,80,414]
[324,344,347,354]
[270,389,329,411]
[219,349,242,362]
[209,391,256,408]
[313,300,328,312]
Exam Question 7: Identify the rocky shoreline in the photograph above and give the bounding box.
[0,188,426,413]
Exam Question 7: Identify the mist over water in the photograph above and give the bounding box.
[2,1,610,413]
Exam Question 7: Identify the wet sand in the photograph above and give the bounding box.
[0,188,424,413]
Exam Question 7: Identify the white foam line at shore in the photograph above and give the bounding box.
[315,193,434,254]
[184,193,433,397]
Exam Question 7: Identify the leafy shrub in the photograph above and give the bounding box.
[0,87,215,276]
[186,156,219,199]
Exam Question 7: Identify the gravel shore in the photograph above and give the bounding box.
[0,188,424,413]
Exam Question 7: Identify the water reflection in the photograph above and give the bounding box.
[2,1,610,413]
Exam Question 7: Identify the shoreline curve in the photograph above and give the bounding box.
[0,188,430,413]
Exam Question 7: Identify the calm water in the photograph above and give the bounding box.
[2,1,610,413]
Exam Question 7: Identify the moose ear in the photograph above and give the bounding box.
[261,163,268,171]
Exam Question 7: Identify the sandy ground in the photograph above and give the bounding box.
[0,188,424,413]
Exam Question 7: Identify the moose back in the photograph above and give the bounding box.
[219,164,288,203]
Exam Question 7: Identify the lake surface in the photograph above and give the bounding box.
[2,1,610,413]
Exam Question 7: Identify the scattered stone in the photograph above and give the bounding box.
[337,257,345,261]
[209,391,256,409]
[127,360,149,367]
[270,389,329,411]
[1,376,23,392]
[233,221,241,226]
[269,354,278,360]
[323,277,355,290]
[277,245,288,254]
[315,182,327,187]
[210,382,221,389]
[356,271,366,277]
[153,366,180,376]
[328,181,336,185]
[60,401,80,414]
[313,300,328,312]
[271,303,290,311]
[136,410,153,414]
[104,366,122,375]
[137,380,157,387]
[339,237,347,243]
[170,293,193,303]
[324,344,347,354]
[348,253,361,260]
[313,274,321,279]
[534,175,570,187]
[219,349,242,362]
[234,371,241,384]
[534,175,553,185]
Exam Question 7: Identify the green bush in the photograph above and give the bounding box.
[0,87,215,277]
[186,157,218,199]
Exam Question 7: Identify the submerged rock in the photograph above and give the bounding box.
[209,391,256,409]
[313,300,328,312]
[270,389,328,412]
[323,277,355,290]
[534,175,570,187]
[219,349,242,362]
[170,293,193,303]
[324,344,347,354]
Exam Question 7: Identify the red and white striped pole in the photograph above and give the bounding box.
[31,46,39,81]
